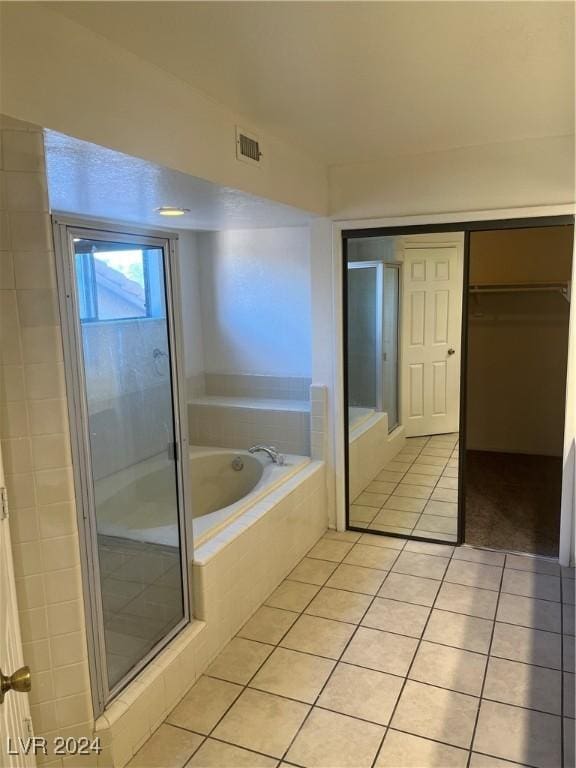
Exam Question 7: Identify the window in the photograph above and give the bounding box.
[74,240,166,322]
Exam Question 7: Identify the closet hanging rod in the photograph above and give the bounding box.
[469,283,570,301]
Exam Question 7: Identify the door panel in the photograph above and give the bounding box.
[401,242,463,436]
[0,446,34,767]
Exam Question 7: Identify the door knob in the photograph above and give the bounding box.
[447,348,456,356]
[0,666,31,704]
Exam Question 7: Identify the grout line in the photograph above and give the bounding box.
[465,549,506,768]
[370,542,461,767]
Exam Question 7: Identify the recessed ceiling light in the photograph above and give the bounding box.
[155,206,190,217]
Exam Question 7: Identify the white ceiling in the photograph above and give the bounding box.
[47,1,574,166]
[45,131,314,230]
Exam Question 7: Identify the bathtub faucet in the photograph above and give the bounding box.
[249,445,285,465]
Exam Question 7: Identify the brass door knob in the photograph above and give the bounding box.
[0,666,31,705]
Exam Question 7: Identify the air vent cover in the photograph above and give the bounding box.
[236,126,263,166]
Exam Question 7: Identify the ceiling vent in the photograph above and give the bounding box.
[236,126,263,167]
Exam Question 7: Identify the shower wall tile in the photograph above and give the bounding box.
[0,114,92,766]
[205,372,311,401]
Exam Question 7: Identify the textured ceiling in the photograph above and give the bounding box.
[47,1,574,165]
[45,131,314,230]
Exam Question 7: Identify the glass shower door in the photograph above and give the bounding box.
[56,224,188,713]
[382,265,400,431]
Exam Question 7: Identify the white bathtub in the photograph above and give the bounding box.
[190,447,310,545]
[96,447,310,548]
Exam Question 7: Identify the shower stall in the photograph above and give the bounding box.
[53,219,190,715]
[347,260,400,431]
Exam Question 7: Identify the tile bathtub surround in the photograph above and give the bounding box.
[204,373,312,402]
[0,116,93,764]
[131,536,574,768]
[350,432,460,542]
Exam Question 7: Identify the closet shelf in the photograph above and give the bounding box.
[469,282,570,302]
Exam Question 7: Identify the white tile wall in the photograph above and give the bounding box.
[0,114,92,766]
[188,401,311,456]
[348,414,405,501]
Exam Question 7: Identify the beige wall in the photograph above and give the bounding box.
[0,3,327,216]
[466,227,572,457]
[0,115,92,766]
[330,135,574,220]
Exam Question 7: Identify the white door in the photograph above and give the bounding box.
[400,237,464,437]
[0,443,35,767]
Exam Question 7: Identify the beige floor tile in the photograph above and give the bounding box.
[394,483,432,500]
[212,688,310,759]
[377,572,440,607]
[453,547,505,567]
[367,480,398,494]
[473,700,561,768]
[407,464,442,477]
[286,707,385,768]
[355,491,388,508]
[265,580,320,612]
[392,551,450,580]
[350,505,378,524]
[385,461,410,473]
[357,533,405,550]
[563,603,575,635]
[431,488,458,503]
[377,470,405,483]
[436,476,459,490]
[502,569,560,602]
[288,557,337,586]
[280,614,355,659]
[496,593,561,632]
[416,514,457,535]
[469,754,530,768]
[391,680,479,749]
[372,508,419,529]
[206,637,274,685]
[375,730,468,767]
[445,560,502,591]
[409,640,487,695]
[368,523,414,537]
[506,554,559,576]
[166,676,242,734]
[362,597,430,637]
[404,540,455,557]
[127,724,203,768]
[414,455,447,467]
[344,543,400,570]
[423,500,458,517]
[384,496,427,513]
[423,609,493,654]
[342,626,418,676]
[403,472,438,487]
[317,661,403,725]
[238,606,298,644]
[323,530,361,543]
[443,467,459,478]
[187,739,277,767]
[421,447,452,458]
[326,563,387,595]
[491,622,561,669]
[564,672,575,718]
[436,582,498,619]
[250,647,335,703]
[483,656,561,714]
[305,586,372,623]
[307,539,354,563]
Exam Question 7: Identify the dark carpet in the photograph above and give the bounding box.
[464,450,562,557]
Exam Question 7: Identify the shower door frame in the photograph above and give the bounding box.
[53,215,192,717]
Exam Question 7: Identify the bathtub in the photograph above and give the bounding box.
[95,447,310,548]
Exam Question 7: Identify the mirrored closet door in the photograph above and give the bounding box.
[344,231,464,544]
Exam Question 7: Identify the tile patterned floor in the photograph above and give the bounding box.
[350,434,459,543]
[129,531,575,768]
